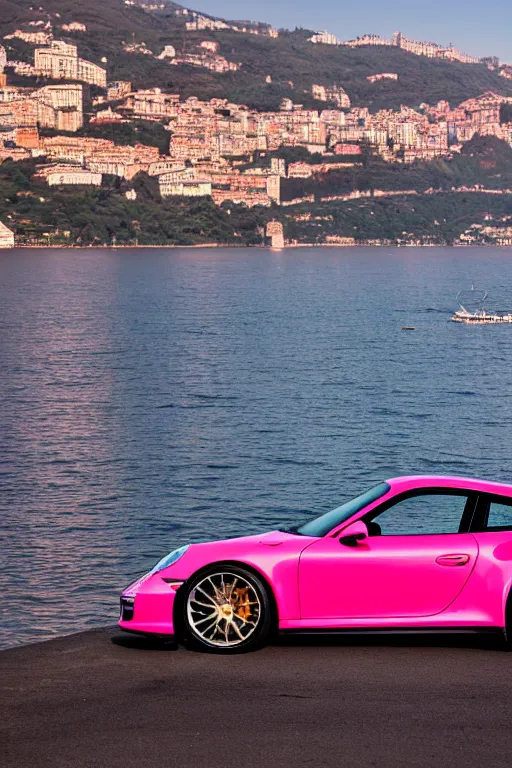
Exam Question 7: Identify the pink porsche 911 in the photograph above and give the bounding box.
[119,475,512,653]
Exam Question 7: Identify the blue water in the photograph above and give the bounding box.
[1,246,512,648]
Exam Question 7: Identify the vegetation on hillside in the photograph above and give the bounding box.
[283,192,512,243]
[281,137,512,202]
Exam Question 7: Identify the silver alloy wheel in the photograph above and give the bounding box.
[186,571,261,647]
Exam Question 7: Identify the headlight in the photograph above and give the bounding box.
[149,544,190,575]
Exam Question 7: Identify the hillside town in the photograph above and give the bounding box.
[1,7,512,247]
[311,30,481,64]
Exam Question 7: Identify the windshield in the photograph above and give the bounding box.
[290,482,391,537]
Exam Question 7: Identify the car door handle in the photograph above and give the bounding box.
[435,554,470,567]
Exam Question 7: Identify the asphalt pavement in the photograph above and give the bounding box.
[1,628,511,768]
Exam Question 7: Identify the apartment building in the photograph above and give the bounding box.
[34,41,107,87]
[160,179,212,197]
[35,165,102,186]
[341,31,480,63]
[157,46,176,60]
[61,22,87,32]
[334,143,363,155]
[211,188,272,207]
[309,31,338,45]
[123,89,180,119]
[36,83,84,131]
[37,84,83,110]
[0,84,83,132]
[78,58,107,88]
[312,84,351,108]
[35,41,78,79]
[345,34,391,47]
[367,73,398,83]
[392,31,479,63]
[90,107,128,125]
[266,174,281,204]
[107,81,132,101]
[271,158,287,177]
[185,16,229,32]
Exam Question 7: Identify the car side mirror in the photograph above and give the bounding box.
[339,521,369,547]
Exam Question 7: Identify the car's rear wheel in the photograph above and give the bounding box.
[182,565,274,653]
[505,591,512,651]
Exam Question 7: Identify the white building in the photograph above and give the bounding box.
[34,41,107,87]
[43,168,102,186]
[37,83,83,110]
[266,174,281,204]
[309,31,338,45]
[200,41,219,53]
[270,157,286,177]
[61,22,87,32]
[34,84,84,132]
[266,220,284,248]
[160,178,212,197]
[0,221,15,247]
[35,41,78,78]
[157,46,176,60]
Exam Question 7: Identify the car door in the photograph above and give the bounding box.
[299,490,479,620]
[470,493,512,619]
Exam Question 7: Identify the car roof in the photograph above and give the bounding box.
[386,475,512,498]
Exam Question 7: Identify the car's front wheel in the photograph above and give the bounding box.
[182,565,274,653]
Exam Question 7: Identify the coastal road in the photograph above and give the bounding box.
[1,629,511,768]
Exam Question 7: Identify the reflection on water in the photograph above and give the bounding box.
[1,246,512,648]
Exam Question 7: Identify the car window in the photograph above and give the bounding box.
[293,482,390,537]
[368,492,470,536]
[486,499,512,531]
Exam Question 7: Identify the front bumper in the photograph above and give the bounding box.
[118,575,183,637]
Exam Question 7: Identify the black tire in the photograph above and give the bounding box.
[504,591,512,651]
[181,564,274,654]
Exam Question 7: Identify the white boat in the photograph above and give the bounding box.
[452,309,512,324]
[451,285,512,324]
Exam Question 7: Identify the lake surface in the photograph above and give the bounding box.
[1,246,512,648]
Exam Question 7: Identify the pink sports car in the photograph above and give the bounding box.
[119,475,512,653]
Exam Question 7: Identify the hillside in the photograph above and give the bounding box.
[1,0,512,111]
[1,1,512,248]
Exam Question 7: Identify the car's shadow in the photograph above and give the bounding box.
[111,631,505,652]
[111,633,179,651]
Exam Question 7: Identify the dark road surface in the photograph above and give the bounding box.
[1,628,511,768]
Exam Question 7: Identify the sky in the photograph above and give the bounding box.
[187,0,512,63]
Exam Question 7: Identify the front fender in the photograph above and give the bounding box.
[159,534,307,622]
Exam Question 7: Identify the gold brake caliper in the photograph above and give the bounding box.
[232,587,252,621]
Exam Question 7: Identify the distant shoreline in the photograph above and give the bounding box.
[7,243,512,250]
